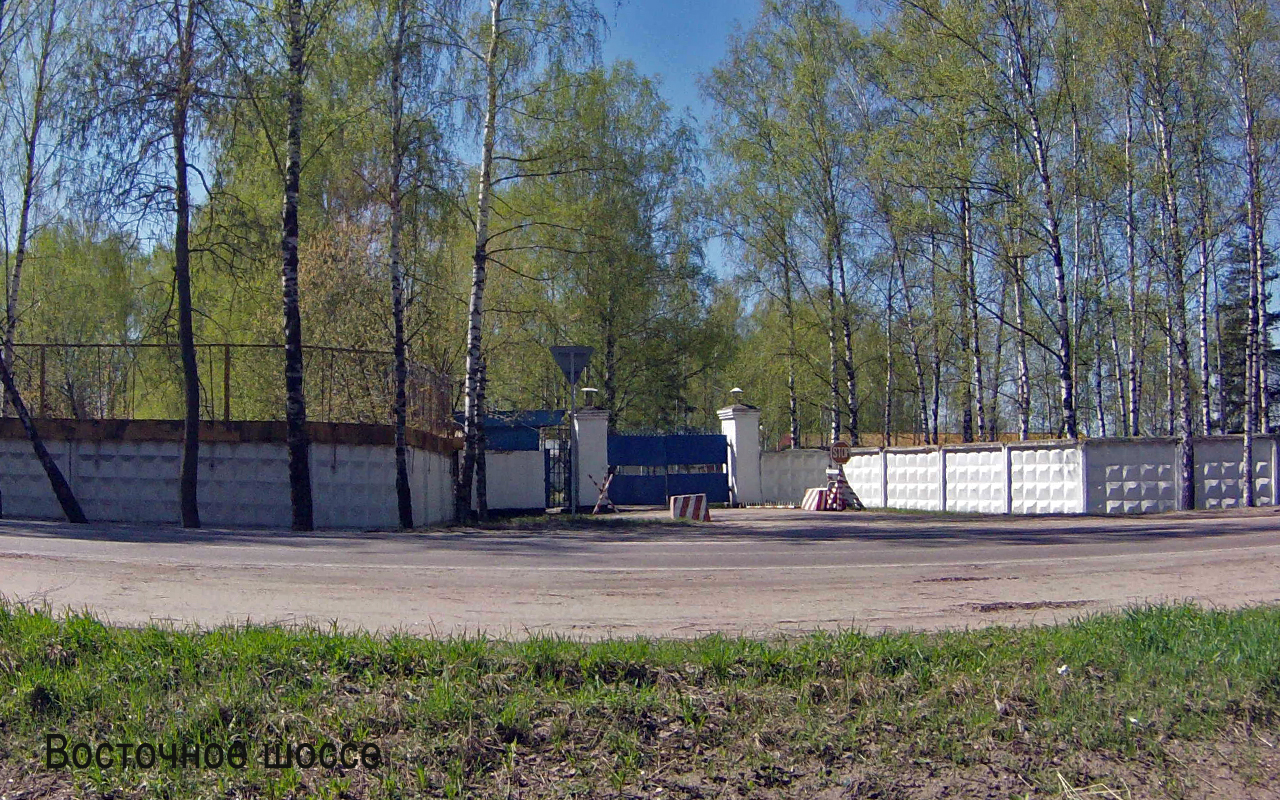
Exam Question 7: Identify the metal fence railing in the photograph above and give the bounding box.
[3,343,452,434]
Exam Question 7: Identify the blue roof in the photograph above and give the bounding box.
[451,410,566,429]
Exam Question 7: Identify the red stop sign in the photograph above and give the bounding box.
[830,440,852,464]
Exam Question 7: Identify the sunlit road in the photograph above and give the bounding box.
[1,508,1278,637]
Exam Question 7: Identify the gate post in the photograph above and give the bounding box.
[573,408,610,512]
[718,403,761,507]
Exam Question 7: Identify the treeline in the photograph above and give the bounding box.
[0,0,733,526]
[0,0,1276,526]
[713,0,1279,509]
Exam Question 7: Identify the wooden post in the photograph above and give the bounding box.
[223,344,231,422]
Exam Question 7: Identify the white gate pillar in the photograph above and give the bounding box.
[718,404,762,506]
[573,408,610,511]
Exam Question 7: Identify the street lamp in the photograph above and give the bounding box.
[580,387,599,408]
[730,387,744,405]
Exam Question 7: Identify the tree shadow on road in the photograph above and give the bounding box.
[0,508,1272,560]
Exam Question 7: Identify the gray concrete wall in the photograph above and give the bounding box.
[0,437,456,528]
[473,449,547,511]
[759,449,829,505]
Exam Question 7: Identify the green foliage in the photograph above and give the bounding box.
[478,62,731,430]
[3,0,1280,446]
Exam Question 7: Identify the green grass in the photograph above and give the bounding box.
[1,602,1277,798]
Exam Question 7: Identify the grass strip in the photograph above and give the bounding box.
[0,602,1276,798]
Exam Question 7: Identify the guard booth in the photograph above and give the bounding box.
[606,434,730,506]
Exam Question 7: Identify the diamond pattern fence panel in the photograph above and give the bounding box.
[1082,439,1177,514]
[885,449,943,511]
[1009,443,1084,514]
[843,450,885,508]
[944,446,1007,513]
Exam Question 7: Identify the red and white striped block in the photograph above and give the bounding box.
[801,487,829,511]
[669,493,712,521]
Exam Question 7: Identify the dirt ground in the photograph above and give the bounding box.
[1,507,1278,638]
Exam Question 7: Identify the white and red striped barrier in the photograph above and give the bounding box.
[669,493,712,521]
[801,487,829,510]
[802,477,865,512]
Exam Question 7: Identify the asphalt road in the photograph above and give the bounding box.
[1,507,1278,638]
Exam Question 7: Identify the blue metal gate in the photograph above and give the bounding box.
[607,434,729,505]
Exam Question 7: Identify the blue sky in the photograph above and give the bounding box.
[599,0,882,276]
[600,0,882,125]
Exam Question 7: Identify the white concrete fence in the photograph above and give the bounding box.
[760,436,1278,513]
[0,421,457,528]
[5,408,1270,527]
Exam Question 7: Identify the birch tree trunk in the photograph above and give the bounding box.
[1006,14,1076,438]
[455,0,501,522]
[894,242,928,446]
[929,231,942,444]
[388,0,412,527]
[0,0,79,517]
[783,256,800,448]
[1197,229,1212,435]
[1232,0,1266,503]
[1192,103,1214,435]
[961,188,986,440]
[825,249,841,445]
[1014,254,1031,441]
[0,355,85,523]
[1125,99,1142,436]
[1142,0,1195,509]
[1094,316,1107,437]
[990,275,1007,440]
[603,323,616,426]
[4,0,55,417]
[833,224,857,445]
[281,0,314,531]
[1242,84,1261,503]
[1111,313,1127,435]
[883,268,893,444]
[174,0,201,528]
[475,354,488,520]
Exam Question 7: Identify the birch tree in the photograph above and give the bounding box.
[1219,0,1278,502]
[375,0,454,527]
[0,0,84,523]
[3,0,68,411]
[435,0,603,521]
[76,0,225,526]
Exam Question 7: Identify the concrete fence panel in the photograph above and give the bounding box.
[411,446,454,526]
[885,448,942,511]
[479,450,547,512]
[0,438,72,519]
[312,443,407,529]
[1083,438,1178,515]
[760,449,829,504]
[843,450,886,508]
[1,436,458,528]
[1009,443,1083,514]
[1194,436,1276,509]
[944,446,1008,513]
